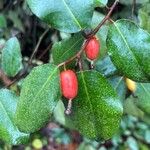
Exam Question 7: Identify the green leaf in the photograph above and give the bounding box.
[142,114,150,126]
[15,64,60,133]
[120,0,149,5]
[123,97,144,118]
[55,71,123,140]
[91,11,108,58]
[94,0,108,7]
[27,0,94,33]
[0,14,6,28]
[1,37,23,77]
[138,3,150,33]
[0,89,29,145]
[52,33,84,65]
[95,55,118,77]
[107,19,150,82]
[134,83,150,115]
[145,130,150,143]
[108,76,127,101]
[0,39,5,46]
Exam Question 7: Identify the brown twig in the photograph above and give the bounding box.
[58,1,119,68]
[57,1,119,68]
[58,40,88,68]
[86,0,119,38]
[6,29,49,88]
[37,43,52,60]
[28,28,49,65]
[77,55,83,71]
[6,70,27,88]
[6,1,119,87]
[0,69,12,86]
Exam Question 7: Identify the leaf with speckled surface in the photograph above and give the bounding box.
[1,37,23,77]
[15,64,60,133]
[108,76,127,102]
[55,71,123,140]
[52,33,84,65]
[0,89,29,145]
[27,0,94,33]
[134,83,150,115]
[107,19,150,82]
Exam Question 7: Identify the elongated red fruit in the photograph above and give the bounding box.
[60,70,78,100]
[85,36,100,60]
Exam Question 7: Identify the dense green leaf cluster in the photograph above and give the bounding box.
[0,0,150,146]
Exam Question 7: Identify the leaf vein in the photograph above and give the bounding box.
[59,37,83,60]
[113,22,145,75]
[62,0,82,29]
[28,67,58,107]
[81,72,97,137]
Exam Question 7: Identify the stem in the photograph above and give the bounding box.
[5,1,119,88]
[58,40,88,68]
[0,69,12,86]
[65,99,73,115]
[37,43,52,60]
[77,56,83,71]
[6,29,49,88]
[86,0,119,38]
[90,61,94,69]
[28,28,49,65]
[6,70,27,88]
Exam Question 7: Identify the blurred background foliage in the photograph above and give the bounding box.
[0,0,150,149]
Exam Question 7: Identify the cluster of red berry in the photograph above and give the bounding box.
[60,36,100,115]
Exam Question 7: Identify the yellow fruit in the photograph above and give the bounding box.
[126,78,136,92]
[32,139,43,149]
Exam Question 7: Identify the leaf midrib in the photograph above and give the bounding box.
[27,67,58,107]
[114,77,123,90]
[80,71,97,137]
[59,37,83,60]
[62,0,82,29]
[140,83,150,97]
[0,99,16,130]
[113,22,146,75]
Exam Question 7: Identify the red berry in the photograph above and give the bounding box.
[85,36,100,60]
[60,70,78,100]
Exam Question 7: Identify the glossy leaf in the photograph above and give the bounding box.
[55,71,123,140]
[95,55,118,77]
[108,76,127,101]
[138,3,150,33]
[94,0,108,7]
[52,33,84,65]
[134,83,150,115]
[27,0,94,33]
[1,37,23,77]
[0,14,6,28]
[107,19,150,82]
[15,64,60,133]
[0,89,29,145]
